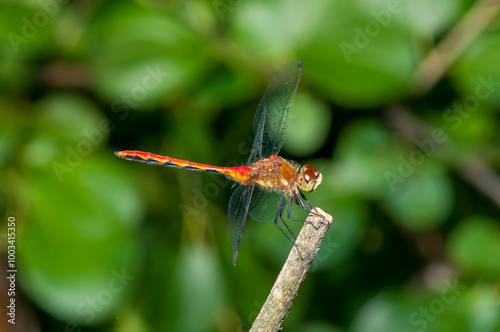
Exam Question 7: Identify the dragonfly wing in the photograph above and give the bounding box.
[228,183,255,265]
[247,103,266,164]
[248,186,283,224]
[249,59,302,162]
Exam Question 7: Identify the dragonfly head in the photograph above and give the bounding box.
[299,164,322,192]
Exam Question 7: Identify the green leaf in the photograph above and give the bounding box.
[383,162,453,231]
[350,289,470,332]
[171,244,225,332]
[85,2,207,108]
[230,0,332,58]
[18,159,143,324]
[298,0,417,108]
[330,120,400,198]
[453,31,500,107]
[283,93,331,157]
[426,107,497,151]
[396,0,463,36]
[36,93,105,145]
[448,215,500,277]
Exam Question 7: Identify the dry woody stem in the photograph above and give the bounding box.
[413,0,500,93]
[249,208,333,332]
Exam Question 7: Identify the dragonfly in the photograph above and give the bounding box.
[115,59,323,265]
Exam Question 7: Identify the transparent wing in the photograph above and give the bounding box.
[248,104,266,164]
[227,183,255,265]
[248,186,284,224]
[248,59,302,163]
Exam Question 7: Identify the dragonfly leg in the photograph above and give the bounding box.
[285,195,319,230]
[274,196,297,241]
[296,192,326,223]
[273,196,304,260]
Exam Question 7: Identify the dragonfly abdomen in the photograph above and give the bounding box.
[115,150,251,183]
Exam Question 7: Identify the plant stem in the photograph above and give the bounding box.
[249,208,333,332]
[413,0,500,93]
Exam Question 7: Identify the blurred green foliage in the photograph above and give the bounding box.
[1,0,499,332]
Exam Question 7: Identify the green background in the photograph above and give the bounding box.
[1,0,499,331]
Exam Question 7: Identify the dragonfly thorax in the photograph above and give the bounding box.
[298,164,322,192]
[248,156,298,191]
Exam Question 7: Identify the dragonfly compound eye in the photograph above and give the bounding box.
[299,164,323,192]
